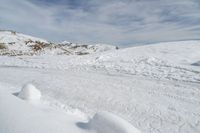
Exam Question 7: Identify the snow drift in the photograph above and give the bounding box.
[17,83,41,100]
[0,90,81,133]
[0,89,140,133]
[88,111,141,133]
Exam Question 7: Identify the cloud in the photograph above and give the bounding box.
[0,0,200,46]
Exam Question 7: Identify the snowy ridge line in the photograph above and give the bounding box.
[0,31,118,56]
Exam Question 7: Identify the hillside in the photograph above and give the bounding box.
[0,31,200,133]
[0,30,118,56]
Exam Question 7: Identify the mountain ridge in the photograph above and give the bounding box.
[0,30,118,56]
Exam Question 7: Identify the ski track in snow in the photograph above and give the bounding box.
[0,55,200,84]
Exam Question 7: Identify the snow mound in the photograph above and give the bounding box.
[18,83,41,100]
[88,111,141,133]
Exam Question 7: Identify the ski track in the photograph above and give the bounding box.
[0,55,200,84]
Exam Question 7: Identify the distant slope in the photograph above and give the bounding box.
[86,40,200,83]
[0,39,199,83]
[0,30,118,56]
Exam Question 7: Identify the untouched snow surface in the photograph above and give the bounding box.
[0,35,200,133]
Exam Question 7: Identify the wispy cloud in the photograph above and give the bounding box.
[0,0,200,46]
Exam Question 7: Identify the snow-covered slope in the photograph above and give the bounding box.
[60,41,119,55]
[88,40,200,83]
[0,32,200,133]
[0,30,48,55]
[0,87,140,133]
[0,30,118,56]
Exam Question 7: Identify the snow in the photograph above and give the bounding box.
[0,32,200,133]
[17,83,41,100]
[87,111,141,133]
[0,89,140,133]
[0,90,85,133]
[0,30,48,51]
[0,31,118,56]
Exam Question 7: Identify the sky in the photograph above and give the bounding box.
[0,0,200,46]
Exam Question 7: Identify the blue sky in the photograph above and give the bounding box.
[0,0,200,46]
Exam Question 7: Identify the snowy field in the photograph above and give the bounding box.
[0,32,200,133]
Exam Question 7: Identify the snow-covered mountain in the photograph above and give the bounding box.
[0,30,118,56]
[0,31,200,133]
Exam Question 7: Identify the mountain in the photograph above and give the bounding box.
[0,30,200,133]
[0,30,118,56]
